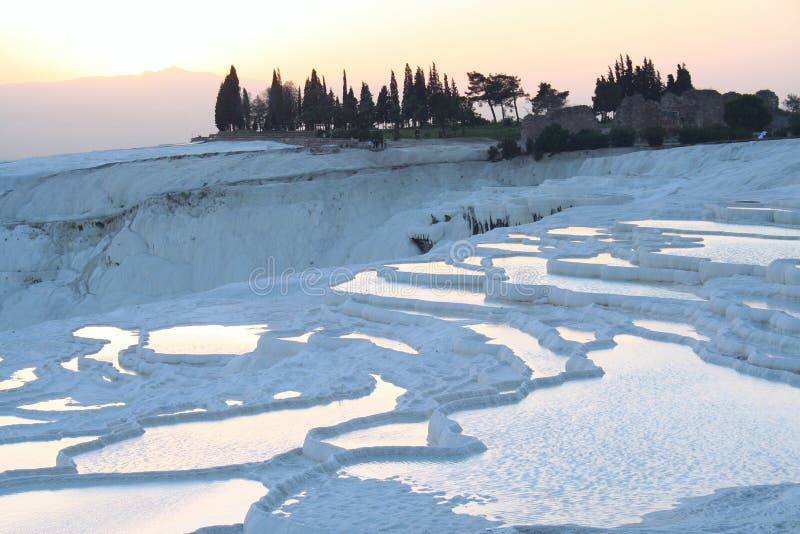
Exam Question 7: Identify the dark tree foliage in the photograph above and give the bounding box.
[534,123,570,156]
[302,69,327,129]
[614,55,636,97]
[592,71,623,121]
[531,82,569,115]
[267,69,285,129]
[678,125,731,144]
[568,129,608,150]
[358,82,375,129]
[609,127,636,147]
[281,81,298,130]
[592,55,667,116]
[412,66,428,126]
[495,74,527,122]
[642,126,666,147]
[240,88,251,130]
[466,72,499,123]
[214,65,243,131]
[375,85,389,126]
[789,114,800,136]
[666,63,693,95]
[251,93,267,130]
[214,61,479,133]
[428,63,442,95]
[341,70,358,128]
[632,58,663,101]
[724,94,772,131]
[498,138,521,159]
[389,70,401,128]
[784,94,800,114]
[401,64,414,127]
[344,86,358,128]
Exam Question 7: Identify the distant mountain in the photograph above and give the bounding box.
[0,67,264,161]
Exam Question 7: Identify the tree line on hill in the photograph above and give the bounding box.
[592,55,695,120]
[215,55,799,143]
[214,63,518,133]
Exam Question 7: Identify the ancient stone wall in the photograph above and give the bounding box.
[614,90,725,133]
[520,105,600,148]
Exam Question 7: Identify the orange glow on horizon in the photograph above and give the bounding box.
[1,0,798,104]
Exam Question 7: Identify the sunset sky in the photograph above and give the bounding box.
[2,0,798,105]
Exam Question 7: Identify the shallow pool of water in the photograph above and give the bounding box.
[659,234,800,265]
[633,319,709,341]
[73,326,139,374]
[274,390,302,400]
[145,324,268,355]
[548,227,606,236]
[0,415,49,427]
[555,326,596,343]
[0,367,37,391]
[386,262,478,276]
[465,324,566,378]
[628,219,800,238]
[74,376,405,473]
[19,397,126,412]
[332,271,491,306]
[340,332,418,354]
[744,300,800,320]
[325,422,430,449]
[0,436,97,472]
[493,257,700,300]
[477,242,541,253]
[0,478,266,534]
[347,336,800,527]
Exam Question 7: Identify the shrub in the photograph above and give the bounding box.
[677,125,731,144]
[534,124,570,156]
[498,138,521,159]
[568,129,609,150]
[501,117,516,127]
[487,145,500,161]
[730,127,753,140]
[724,94,772,132]
[789,114,800,136]
[642,126,665,147]
[609,127,636,147]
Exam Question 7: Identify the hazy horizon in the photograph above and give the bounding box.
[1,0,798,160]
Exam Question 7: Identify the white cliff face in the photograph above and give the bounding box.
[0,138,799,532]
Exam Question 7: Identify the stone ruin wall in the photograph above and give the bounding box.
[521,88,782,147]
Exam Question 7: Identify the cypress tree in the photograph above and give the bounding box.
[241,88,251,130]
[389,70,401,129]
[413,66,428,126]
[341,70,358,128]
[214,65,243,131]
[346,87,358,128]
[214,80,227,131]
[428,63,442,95]
[401,64,414,127]
[268,69,284,129]
[297,85,302,128]
[376,85,389,127]
[358,82,375,129]
[674,63,693,95]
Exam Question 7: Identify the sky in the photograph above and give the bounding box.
[1,0,799,106]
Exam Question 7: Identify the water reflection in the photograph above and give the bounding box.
[145,324,267,355]
[74,375,404,473]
